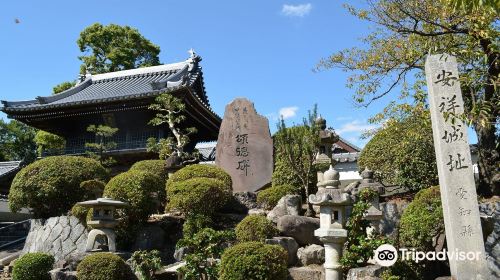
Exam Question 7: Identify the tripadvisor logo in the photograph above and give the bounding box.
[374,244,483,267]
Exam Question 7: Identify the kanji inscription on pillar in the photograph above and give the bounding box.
[216,98,273,192]
[425,54,488,279]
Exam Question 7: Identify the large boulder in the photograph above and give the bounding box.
[288,265,324,280]
[346,265,385,280]
[297,244,324,266]
[267,195,301,224]
[49,268,77,280]
[221,192,258,214]
[132,224,166,251]
[265,237,299,266]
[277,215,321,246]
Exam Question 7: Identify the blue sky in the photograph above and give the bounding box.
[0,1,476,147]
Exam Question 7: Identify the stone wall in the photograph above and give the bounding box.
[22,216,88,262]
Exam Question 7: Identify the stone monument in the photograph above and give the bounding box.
[425,54,489,279]
[215,98,273,192]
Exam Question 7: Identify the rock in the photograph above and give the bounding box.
[267,195,301,224]
[222,192,257,214]
[215,98,273,192]
[133,224,166,251]
[378,200,409,238]
[49,268,77,280]
[265,237,299,266]
[23,216,89,262]
[346,265,385,280]
[277,215,321,246]
[248,208,267,216]
[234,192,258,209]
[173,247,191,262]
[288,265,324,280]
[297,244,324,266]
[434,277,452,280]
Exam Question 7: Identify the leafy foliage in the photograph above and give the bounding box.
[257,184,299,210]
[183,214,214,238]
[341,188,386,272]
[12,252,54,280]
[104,170,165,223]
[177,228,235,280]
[359,110,438,191]
[77,23,160,74]
[52,81,75,94]
[273,105,322,216]
[399,186,444,251]
[85,124,119,167]
[235,215,279,242]
[148,93,197,160]
[9,156,108,218]
[443,0,500,14]
[130,160,168,183]
[167,164,232,189]
[131,250,163,280]
[317,0,499,196]
[77,252,135,280]
[70,179,105,224]
[0,119,36,163]
[167,178,231,216]
[219,242,288,280]
[34,130,65,156]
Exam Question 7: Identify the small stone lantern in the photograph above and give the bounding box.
[77,197,128,252]
[309,166,352,280]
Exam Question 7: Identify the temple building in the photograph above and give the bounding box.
[1,51,221,162]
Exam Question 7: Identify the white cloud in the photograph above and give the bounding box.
[281,3,312,17]
[336,120,378,135]
[279,106,299,120]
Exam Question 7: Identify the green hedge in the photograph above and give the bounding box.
[130,160,168,183]
[12,253,54,280]
[167,177,231,216]
[103,170,164,222]
[399,186,444,251]
[235,215,278,242]
[77,252,134,280]
[219,242,288,280]
[167,164,232,190]
[9,156,108,218]
[257,184,298,210]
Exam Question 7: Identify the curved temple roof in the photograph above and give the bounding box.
[1,53,218,120]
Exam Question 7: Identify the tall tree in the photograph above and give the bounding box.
[77,23,161,74]
[34,130,66,156]
[274,105,321,216]
[0,120,36,163]
[317,0,499,196]
[52,81,76,94]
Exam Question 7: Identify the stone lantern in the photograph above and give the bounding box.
[314,116,339,186]
[345,168,384,231]
[309,166,352,280]
[77,197,128,252]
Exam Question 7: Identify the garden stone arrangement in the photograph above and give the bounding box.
[0,58,497,280]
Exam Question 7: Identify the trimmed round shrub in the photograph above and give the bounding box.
[80,179,106,199]
[167,177,231,215]
[219,242,288,280]
[12,252,54,280]
[183,213,213,238]
[70,204,90,223]
[167,164,232,190]
[399,186,444,251]
[257,184,298,210]
[77,252,134,280]
[103,170,164,222]
[235,215,279,242]
[9,156,108,218]
[130,160,168,183]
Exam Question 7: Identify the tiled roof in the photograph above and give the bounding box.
[0,161,21,179]
[333,152,360,163]
[195,141,216,162]
[1,54,212,114]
